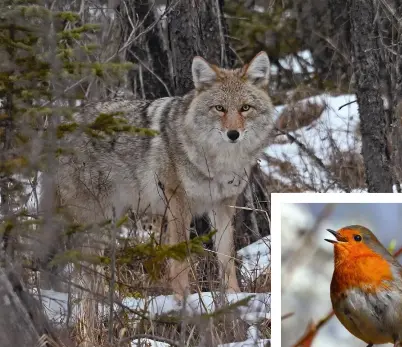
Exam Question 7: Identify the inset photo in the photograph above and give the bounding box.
[273,194,402,347]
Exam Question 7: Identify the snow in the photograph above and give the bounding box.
[32,287,118,326]
[156,5,167,19]
[279,50,314,74]
[123,292,270,322]
[238,236,270,281]
[270,50,314,75]
[125,292,271,347]
[88,5,115,20]
[131,337,270,347]
[131,339,170,347]
[218,338,270,347]
[32,289,73,325]
[265,93,360,191]
[37,290,270,345]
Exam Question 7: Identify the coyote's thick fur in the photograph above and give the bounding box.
[56,52,274,295]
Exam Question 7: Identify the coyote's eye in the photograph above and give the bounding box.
[241,104,251,112]
[215,105,225,112]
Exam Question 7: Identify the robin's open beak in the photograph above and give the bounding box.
[325,229,339,244]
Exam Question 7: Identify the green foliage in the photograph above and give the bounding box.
[0,0,135,183]
[85,112,159,138]
[119,231,216,280]
[56,112,159,139]
[0,0,142,288]
[388,239,397,254]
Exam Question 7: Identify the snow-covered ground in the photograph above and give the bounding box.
[265,93,361,192]
[123,292,270,321]
[131,336,270,347]
[124,291,270,347]
[33,289,76,325]
[238,236,270,282]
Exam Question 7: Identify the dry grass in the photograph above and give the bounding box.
[276,101,325,132]
[45,211,272,347]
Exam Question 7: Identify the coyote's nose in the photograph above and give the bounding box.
[227,130,240,141]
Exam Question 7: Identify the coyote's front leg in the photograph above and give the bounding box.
[165,191,192,297]
[209,199,240,293]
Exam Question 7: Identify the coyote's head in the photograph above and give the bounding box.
[188,52,273,145]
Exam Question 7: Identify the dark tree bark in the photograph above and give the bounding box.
[388,0,402,190]
[119,0,173,99]
[348,0,393,192]
[0,268,60,347]
[167,0,235,95]
[291,0,352,89]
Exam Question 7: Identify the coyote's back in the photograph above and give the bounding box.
[56,51,274,295]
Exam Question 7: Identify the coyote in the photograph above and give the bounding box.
[56,52,274,295]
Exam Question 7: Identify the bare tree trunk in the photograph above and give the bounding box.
[291,0,351,89]
[0,267,59,347]
[167,0,235,95]
[119,0,173,99]
[349,0,393,192]
[0,273,41,346]
[389,1,402,190]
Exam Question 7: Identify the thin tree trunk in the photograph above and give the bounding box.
[349,0,393,192]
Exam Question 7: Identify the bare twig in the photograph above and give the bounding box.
[275,128,351,192]
[291,310,335,347]
[108,207,118,343]
[338,100,357,110]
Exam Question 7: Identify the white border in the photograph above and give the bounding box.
[270,193,402,347]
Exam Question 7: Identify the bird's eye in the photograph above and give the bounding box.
[354,235,362,242]
[241,104,251,112]
[215,105,224,112]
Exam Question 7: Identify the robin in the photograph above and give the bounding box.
[325,225,402,347]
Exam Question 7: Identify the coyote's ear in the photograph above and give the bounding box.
[245,52,270,88]
[192,56,217,90]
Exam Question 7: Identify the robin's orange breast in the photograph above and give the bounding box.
[331,251,394,300]
[330,253,401,344]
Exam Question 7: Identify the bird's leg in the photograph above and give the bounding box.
[366,344,373,347]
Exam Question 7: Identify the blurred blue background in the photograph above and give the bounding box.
[307,203,402,246]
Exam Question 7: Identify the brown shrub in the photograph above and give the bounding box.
[276,101,325,132]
